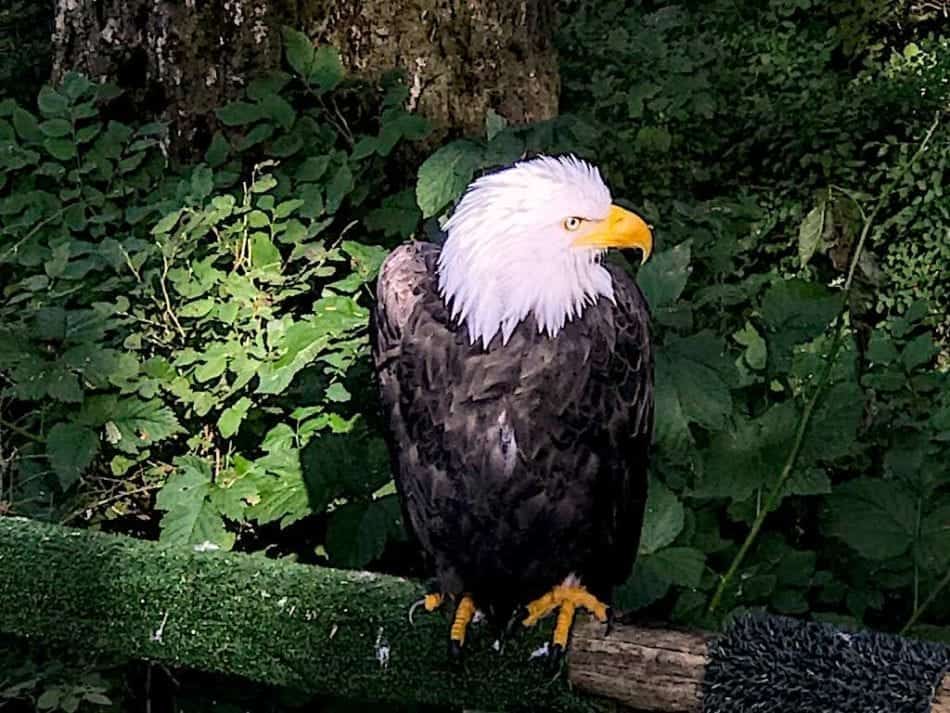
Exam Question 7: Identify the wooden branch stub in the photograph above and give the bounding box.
[568,620,709,712]
[932,675,950,713]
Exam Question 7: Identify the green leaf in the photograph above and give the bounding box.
[655,331,735,439]
[12,107,43,142]
[218,397,252,438]
[639,478,684,555]
[326,496,402,568]
[310,46,344,92]
[760,280,841,371]
[364,190,421,238]
[205,132,230,167]
[798,200,826,267]
[157,456,235,550]
[47,422,99,490]
[216,101,264,127]
[247,449,311,527]
[341,240,388,282]
[259,93,296,131]
[693,402,796,502]
[485,109,508,141]
[38,87,69,116]
[108,398,182,454]
[283,27,315,79]
[823,478,917,560]
[325,162,353,214]
[801,381,863,462]
[296,155,330,182]
[649,547,705,587]
[43,137,77,161]
[40,118,72,138]
[416,140,482,218]
[637,240,691,309]
[252,233,282,271]
[902,333,936,371]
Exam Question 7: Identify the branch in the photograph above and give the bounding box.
[2,517,950,713]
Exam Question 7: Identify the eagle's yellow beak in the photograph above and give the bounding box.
[571,205,653,264]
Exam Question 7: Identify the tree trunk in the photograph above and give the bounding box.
[52,0,559,151]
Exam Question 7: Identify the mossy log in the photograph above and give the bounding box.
[4,517,950,713]
[0,517,610,712]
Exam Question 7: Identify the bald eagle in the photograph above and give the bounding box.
[371,155,654,657]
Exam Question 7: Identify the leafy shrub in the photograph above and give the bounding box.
[0,30,429,567]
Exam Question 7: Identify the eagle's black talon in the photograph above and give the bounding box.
[448,639,464,660]
[548,643,565,671]
[604,606,615,637]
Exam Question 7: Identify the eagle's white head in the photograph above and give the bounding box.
[437,154,653,348]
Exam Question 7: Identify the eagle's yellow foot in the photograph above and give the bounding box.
[408,592,444,624]
[449,595,476,658]
[522,583,609,654]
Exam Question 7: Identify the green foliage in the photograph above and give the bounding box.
[553,0,950,635]
[0,34,426,570]
[1,1,949,667]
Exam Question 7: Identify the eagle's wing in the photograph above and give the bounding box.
[588,262,654,593]
[370,242,440,552]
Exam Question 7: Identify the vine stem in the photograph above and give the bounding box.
[708,111,943,615]
[902,568,950,634]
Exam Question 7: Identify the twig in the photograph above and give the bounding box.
[0,417,43,445]
[159,250,186,341]
[61,484,160,525]
[709,111,943,614]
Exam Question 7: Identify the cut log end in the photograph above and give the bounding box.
[568,619,709,712]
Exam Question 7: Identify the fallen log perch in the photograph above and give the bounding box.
[1,516,949,713]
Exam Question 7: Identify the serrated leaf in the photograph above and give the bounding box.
[823,478,917,560]
[157,457,235,549]
[47,422,99,489]
[760,280,841,371]
[656,331,735,438]
[109,398,182,454]
[639,478,684,555]
[693,401,797,502]
[416,140,482,218]
[638,240,691,309]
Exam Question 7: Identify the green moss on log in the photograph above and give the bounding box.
[0,517,603,712]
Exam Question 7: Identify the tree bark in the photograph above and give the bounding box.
[4,517,950,713]
[52,0,558,151]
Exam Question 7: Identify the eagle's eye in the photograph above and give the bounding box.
[563,216,583,231]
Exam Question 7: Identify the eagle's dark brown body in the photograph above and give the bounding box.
[371,242,653,615]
